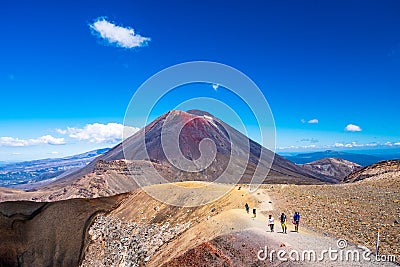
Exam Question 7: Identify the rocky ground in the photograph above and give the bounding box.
[81,215,191,266]
[345,160,400,182]
[301,158,362,182]
[268,171,400,262]
[2,180,398,266]
[79,182,263,266]
[162,229,283,267]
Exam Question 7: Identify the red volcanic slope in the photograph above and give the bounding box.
[48,110,336,187]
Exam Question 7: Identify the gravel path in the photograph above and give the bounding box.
[246,187,399,266]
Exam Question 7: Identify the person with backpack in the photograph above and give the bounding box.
[293,212,300,232]
[280,212,287,234]
[253,208,257,218]
[245,203,249,214]
[268,214,275,232]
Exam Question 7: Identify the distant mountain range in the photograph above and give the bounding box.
[0,162,10,167]
[344,159,400,183]
[300,158,362,182]
[283,150,396,166]
[2,112,397,194]
[0,148,109,188]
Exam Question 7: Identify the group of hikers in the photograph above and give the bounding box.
[268,212,300,233]
[245,203,300,234]
[244,202,258,218]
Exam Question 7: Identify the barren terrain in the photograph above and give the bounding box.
[268,171,400,263]
[1,180,398,266]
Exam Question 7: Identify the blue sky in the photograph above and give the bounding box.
[1,0,400,161]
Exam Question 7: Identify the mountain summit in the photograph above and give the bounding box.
[60,110,335,186]
[2,110,336,202]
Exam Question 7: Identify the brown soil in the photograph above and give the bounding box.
[268,172,400,260]
[2,179,399,266]
[163,229,283,267]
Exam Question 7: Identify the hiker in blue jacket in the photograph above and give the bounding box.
[293,212,300,232]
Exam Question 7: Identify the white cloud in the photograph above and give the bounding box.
[344,124,362,132]
[0,135,65,147]
[301,118,318,124]
[57,123,139,144]
[395,142,400,146]
[364,143,378,147]
[55,128,67,135]
[277,141,381,151]
[90,18,150,49]
[334,142,345,147]
[0,137,27,147]
[212,84,219,91]
[39,135,66,145]
[302,144,317,149]
[335,141,377,148]
[277,145,299,150]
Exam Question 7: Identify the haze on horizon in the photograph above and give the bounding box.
[1,0,400,161]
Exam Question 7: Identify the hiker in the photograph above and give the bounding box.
[280,212,287,234]
[253,208,257,218]
[268,214,274,232]
[245,203,249,214]
[293,212,300,232]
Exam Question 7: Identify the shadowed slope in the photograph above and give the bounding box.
[0,195,125,267]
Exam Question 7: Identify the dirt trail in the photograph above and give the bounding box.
[244,186,398,266]
[76,182,397,266]
[150,184,397,266]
